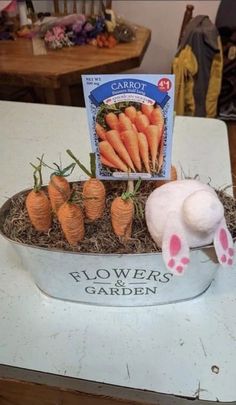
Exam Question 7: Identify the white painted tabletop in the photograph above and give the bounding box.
[0,101,235,402]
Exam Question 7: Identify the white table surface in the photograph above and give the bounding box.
[0,101,235,402]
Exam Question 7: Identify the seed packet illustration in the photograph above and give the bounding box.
[82,74,175,180]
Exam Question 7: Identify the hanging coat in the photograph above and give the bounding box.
[172,15,223,117]
[216,0,236,120]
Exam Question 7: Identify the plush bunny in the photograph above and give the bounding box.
[145,179,234,275]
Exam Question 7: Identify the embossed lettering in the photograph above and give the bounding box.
[81,270,96,281]
[97,269,110,279]
[69,272,81,282]
[113,269,131,279]
[133,269,146,279]
[146,270,161,281]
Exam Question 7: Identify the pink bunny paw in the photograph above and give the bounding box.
[166,234,190,275]
[217,228,234,266]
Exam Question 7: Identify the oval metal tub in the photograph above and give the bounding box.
[0,192,219,307]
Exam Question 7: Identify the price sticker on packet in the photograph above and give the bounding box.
[82,74,175,180]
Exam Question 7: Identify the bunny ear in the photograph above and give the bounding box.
[162,212,190,276]
[213,218,234,266]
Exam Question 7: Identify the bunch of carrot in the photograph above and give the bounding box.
[44,159,85,246]
[25,147,176,247]
[66,150,106,222]
[26,156,85,247]
[96,103,165,174]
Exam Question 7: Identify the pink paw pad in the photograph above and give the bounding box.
[181,257,189,265]
[221,254,227,263]
[170,235,181,256]
[220,229,228,250]
[228,248,234,257]
[218,228,234,265]
[167,234,189,274]
[176,266,183,273]
[168,258,175,268]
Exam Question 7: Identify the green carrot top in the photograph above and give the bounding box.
[40,157,75,178]
[30,155,44,192]
[66,149,96,178]
[121,178,142,201]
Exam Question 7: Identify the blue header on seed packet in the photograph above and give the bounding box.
[89,79,170,108]
[82,74,175,181]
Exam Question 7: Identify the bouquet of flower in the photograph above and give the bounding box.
[42,13,110,49]
[41,12,135,50]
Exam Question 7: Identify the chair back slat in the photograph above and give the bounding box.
[82,0,86,14]
[53,1,112,16]
[63,0,68,15]
[53,0,59,14]
[73,0,77,13]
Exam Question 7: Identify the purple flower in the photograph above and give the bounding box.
[72,21,83,33]
[83,22,93,32]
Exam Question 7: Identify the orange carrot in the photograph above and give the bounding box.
[66,150,106,221]
[48,175,71,213]
[141,104,154,118]
[120,130,142,171]
[144,125,162,171]
[134,113,150,133]
[157,132,164,172]
[105,112,120,130]
[26,156,52,232]
[44,161,75,213]
[118,112,133,131]
[171,165,178,180]
[120,123,138,141]
[150,106,164,135]
[96,123,107,141]
[150,106,164,124]
[83,177,106,220]
[26,191,52,232]
[100,154,118,169]
[137,132,151,173]
[111,196,134,239]
[58,200,84,246]
[106,130,135,171]
[155,165,178,187]
[111,179,141,239]
[125,106,137,123]
[99,141,128,172]
[132,123,138,133]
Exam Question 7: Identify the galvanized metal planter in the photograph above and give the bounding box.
[0,192,219,307]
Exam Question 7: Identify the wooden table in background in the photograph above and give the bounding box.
[0,25,151,106]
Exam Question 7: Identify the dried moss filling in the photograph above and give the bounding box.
[1,182,235,254]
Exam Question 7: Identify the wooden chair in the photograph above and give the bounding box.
[53,0,112,16]
[178,4,194,46]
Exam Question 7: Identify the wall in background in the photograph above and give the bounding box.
[33,0,221,73]
[112,0,220,73]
